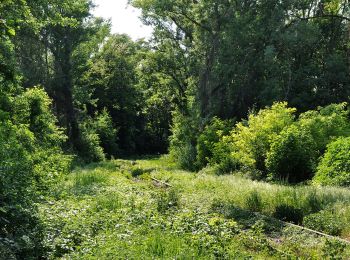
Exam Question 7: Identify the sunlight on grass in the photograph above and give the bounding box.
[39,157,350,259]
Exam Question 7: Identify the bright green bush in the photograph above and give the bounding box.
[266,125,317,183]
[313,137,350,187]
[77,109,120,163]
[228,102,296,176]
[297,103,350,152]
[13,87,66,146]
[195,117,233,169]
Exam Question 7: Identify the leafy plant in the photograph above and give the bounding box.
[314,137,350,187]
[322,239,346,260]
[228,102,296,177]
[304,210,343,236]
[169,112,199,171]
[195,117,234,169]
[266,125,317,183]
[157,189,180,213]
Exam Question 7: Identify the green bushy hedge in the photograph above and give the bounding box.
[314,137,350,187]
[266,125,317,183]
[196,117,234,169]
[0,88,71,258]
[170,102,350,186]
[228,102,296,177]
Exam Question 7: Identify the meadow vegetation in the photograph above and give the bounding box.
[39,157,350,259]
[2,0,350,258]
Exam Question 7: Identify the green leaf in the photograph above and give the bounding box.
[7,27,15,36]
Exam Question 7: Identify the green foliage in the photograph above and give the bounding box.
[245,190,263,212]
[169,112,199,171]
[39,158,350,259]
[76,109,119,163]
[13,87,66,145]
[157,189,180,213]
[130,167,153,178]
[266,125,317,183]
[134,0,350,122]
[297,103,350,152]
[91,109,119,158]
[314,137,350,187]
[229,102,296,175]
[77,119,105,163]
[0,89,70,258]
[196,117,234,169]
[322,239,347,260]
[80,34,143,155]
[304,210,343,236]
[197,103,349,183]
[73,170,108,188]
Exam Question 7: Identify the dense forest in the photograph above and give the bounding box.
[1,0,350,258]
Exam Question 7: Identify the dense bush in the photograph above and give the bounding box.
[195,117,233,169]
[266,125,317,183]
[297,103,350,153]
[92,109,119,158]
[76,109,120,163]
[169,112,199,171]
[313,137,350,187]
[0,88,71,258]
[78,119,106,163]
[169,101,349,186]
[198,102,349,184]
[13,87,67,146]
[228,102,296,176]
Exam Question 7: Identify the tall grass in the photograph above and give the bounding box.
[144,157,350,237]
[40,157,350,259]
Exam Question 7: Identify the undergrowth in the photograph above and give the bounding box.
[39,156,350,259]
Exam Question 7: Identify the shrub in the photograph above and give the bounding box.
[169,112,199,171]
[12,87,67,146]
[303,210,343,236]
[157,189,180,213]
[77,118,105,163]
[322,239,346,259]
[298,103,350,153]
[92,109,119,158]
[228,102,296,176]
[313,137,350,187]
[0,88,71,258]
[266,125,317,183]
[130,167,153,178]
[195,117,234,169]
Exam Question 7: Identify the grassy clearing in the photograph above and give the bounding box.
[40,156,350,259]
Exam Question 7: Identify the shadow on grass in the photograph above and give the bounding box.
[210,200,285,235]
